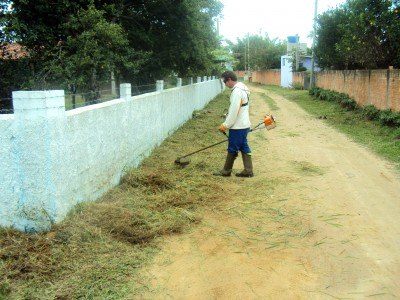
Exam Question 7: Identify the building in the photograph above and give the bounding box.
[280,55,320,88]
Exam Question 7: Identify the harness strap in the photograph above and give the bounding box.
[231,86,250,107]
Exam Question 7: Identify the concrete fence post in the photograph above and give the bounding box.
[111,70,116,96]
[203,76,207,82]
[189,77,193,85]
[120,83,131,101]
[177,78,182,87]
[12,90,66,232]
[156,80,164,92]
[197,77,201,83]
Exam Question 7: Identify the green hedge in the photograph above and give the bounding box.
[309,87,400,127]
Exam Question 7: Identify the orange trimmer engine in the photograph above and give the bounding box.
[263,114,276,130]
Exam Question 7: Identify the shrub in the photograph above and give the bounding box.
[394,127,400,139]
[318,90,329,100]
[339,97,358,111]
[327,90,340,102]
[314,87,322,98]
[362,105,380,121]
[310,87,358,110]
[318,90,340,102]
[308,87,319,96]
[291,82,304,90]
[379,110,400,127]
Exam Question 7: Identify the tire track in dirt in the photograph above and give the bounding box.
[136,85,400,299]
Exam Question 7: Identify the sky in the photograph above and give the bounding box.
[218,0,347,46]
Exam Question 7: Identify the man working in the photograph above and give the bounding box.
[214,71,253,177]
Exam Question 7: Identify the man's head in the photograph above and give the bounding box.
[221,71,237,88]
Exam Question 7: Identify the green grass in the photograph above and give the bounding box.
[259,85,400,170]
[292,160,326,176]
[0,90,232,299]
[256,91,280,111]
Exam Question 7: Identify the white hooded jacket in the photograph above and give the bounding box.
[223,82,251,129]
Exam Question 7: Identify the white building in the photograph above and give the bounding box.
[280,55,320,88]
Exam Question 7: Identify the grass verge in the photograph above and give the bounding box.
[257,84,400,170]
[0,90,232,299]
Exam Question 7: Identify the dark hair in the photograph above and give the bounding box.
[221,71,237,82]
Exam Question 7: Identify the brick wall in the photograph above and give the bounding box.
[316,70,400,112]
[252,70,281,85]
[235,68,399,112]
[292,72,310,89]
[233,70,245,78]
[388,70,400,112]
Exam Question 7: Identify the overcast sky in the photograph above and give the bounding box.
[218,0,347,46]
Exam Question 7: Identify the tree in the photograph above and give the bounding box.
[315,0,400,69]
[114,0,223,80]
[210,46,237,73]
[1,0,132,92]
[314,7,348,69]
[0,0,223,94]
[49,4,139,96]
[230,34,286,71]
[0,0,11,42]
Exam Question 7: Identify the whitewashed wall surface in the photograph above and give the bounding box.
[0,78,223,232]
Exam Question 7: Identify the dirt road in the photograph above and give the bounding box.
[138,85,400,299]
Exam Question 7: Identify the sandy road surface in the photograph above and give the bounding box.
[137,85,400,299]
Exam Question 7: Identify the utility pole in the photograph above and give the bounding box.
[244,40,247,73]
[310,0,318,89]
[295,34,299,71]
[247,33,250,72]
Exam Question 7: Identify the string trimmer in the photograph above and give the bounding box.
[174,114,276,166]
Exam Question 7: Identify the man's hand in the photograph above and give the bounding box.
[219,124,227,133]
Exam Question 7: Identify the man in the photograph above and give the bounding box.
[214,71,253,177]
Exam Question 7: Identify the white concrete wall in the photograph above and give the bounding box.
[0,114,18,230]
[0,79,223,232]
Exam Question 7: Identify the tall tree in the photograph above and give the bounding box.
[315,0,400,69]
[114,0,222,80]
[0,0,11,42]
[231,34,286,71]
[1,0,223,92]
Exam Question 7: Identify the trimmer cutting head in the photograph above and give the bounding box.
[174,157,191,166]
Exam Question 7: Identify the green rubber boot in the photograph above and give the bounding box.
[235,152,254,177]
[213,152,236,176]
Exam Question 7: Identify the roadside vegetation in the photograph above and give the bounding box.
[0,91,231,299]
[1,81,399,298]
[259,84,400,169]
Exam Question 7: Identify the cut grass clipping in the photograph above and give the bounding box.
[0,90,232,299]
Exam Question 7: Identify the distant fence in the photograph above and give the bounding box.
[292,72,310,89]
[233,70,281,85]
[252,70,281,86]
[247,69,399,113]
[233,70,245,79]
[0,77,223,232]
[315,70,400,112]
